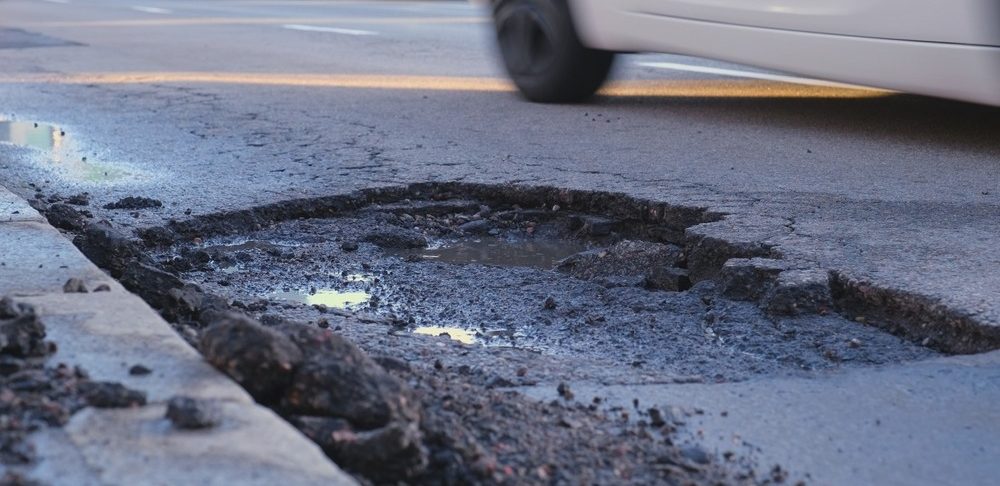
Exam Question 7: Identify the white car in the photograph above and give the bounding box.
[476,0,1000,106]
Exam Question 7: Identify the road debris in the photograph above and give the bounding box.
[166,396,221,429]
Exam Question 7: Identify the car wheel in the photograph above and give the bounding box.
[494,0,615,103]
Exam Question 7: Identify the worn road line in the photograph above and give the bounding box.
[131,6,173,14]
[282,24,378,36]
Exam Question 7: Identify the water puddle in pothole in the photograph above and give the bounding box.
[269,273,375,310]
[0,118,138,183]
[271,288,372,309]
[391,236,591,269]
[412,326,478,344]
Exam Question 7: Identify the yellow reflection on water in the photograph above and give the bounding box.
[413,326,476,344]
[307,290,370,308]
[272,289,371,309]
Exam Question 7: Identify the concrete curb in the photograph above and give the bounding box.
[0,186,357,485]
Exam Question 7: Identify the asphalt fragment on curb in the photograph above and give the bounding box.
[0,297,147,483]
[1,185,356,485]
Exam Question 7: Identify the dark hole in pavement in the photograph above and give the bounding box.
[147,186,937,381]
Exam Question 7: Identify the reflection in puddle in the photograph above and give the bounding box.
[413,326,477,344]
[0,118,135,182]
[393,236,590,269]
[0,120,63,151]
[272,289,371,309]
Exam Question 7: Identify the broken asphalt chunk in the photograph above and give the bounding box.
[199,313,303,404]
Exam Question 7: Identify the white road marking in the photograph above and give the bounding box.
[282,24,378,36]
[131,6,173,14]
[637,61,872,90]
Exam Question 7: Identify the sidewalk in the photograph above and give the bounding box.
[0,186,356,485]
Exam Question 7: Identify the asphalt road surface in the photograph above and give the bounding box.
[1,0,999,483]
[2,0,998,318]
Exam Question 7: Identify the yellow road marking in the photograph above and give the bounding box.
[0,72,889,98]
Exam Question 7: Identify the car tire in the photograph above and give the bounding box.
[494,0,615,103]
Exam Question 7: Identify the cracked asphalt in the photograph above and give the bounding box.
[1,0,999,483]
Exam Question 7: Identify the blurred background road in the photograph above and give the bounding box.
[0,0,998,338]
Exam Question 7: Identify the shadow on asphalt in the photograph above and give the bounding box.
[592,93,1000,157]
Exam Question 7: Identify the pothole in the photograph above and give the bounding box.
[142,185,938,381]
[62,182,991,485]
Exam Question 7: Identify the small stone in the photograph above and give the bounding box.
[648,407,667,427]
[681,445,711,465]
[556,382,574,400]
[558,416,579,429]
[485,376,515,389]
[457,219,491,235]
[63,278,88,293]
[848,338,862,348]
[516,367,528,377]
[81,382,147,408]
[93,284,112,292]
[341,241,359,252]
[166,396,221,429]
[543,296,557,310]
[129,364,152,376]
[0,299,49,358]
